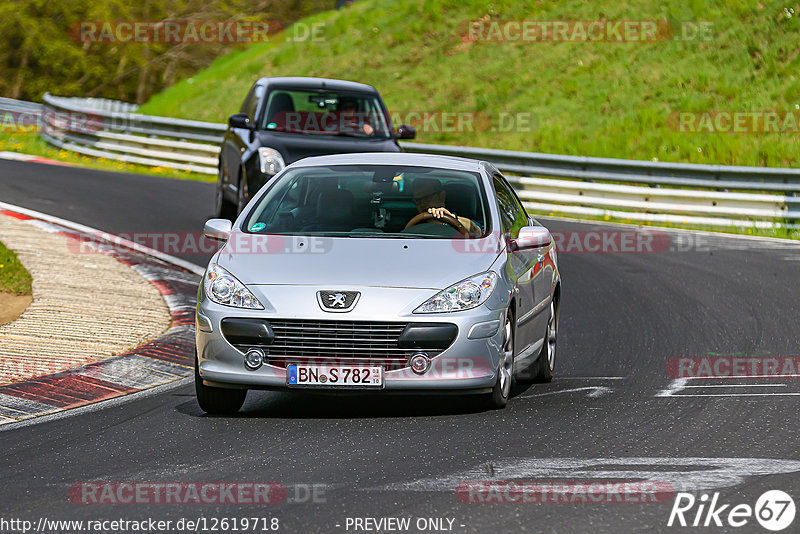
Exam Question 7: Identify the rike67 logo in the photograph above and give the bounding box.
[668,490,796,531]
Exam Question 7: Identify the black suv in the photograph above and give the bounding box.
[216,76,415,218]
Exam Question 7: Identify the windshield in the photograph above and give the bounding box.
[243,165,491,239]
[260,89,392,138]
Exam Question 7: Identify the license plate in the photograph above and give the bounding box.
[286,364,383,388]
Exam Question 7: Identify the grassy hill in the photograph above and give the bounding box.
[139,0,800,167]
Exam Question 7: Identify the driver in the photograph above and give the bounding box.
[411,178,482,236]
[337,97,374,135]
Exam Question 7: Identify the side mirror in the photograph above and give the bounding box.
[228,113,252,129]
[203,218,232,241]
[396,124,416,139]
[511,226,551,251]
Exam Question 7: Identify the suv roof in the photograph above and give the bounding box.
[255,77,379,94]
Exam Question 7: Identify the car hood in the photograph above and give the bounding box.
[215,231,501,289]
[258,131,401,164]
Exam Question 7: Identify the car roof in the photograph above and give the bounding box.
[256,77,379,94]
[286,152,487,172]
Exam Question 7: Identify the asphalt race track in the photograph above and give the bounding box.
[2,159,800,533]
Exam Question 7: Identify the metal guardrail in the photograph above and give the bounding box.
[44,95,139,114]
[38,94,224,174]
[401,142,800,194]
[0,95,797,227]
[0,97,43,113]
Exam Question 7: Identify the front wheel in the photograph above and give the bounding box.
[216,164,237,221]
[482,309,515,409]
[195,357,247,414]
[236,175,249,216]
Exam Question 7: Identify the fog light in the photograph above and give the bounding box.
[409,352,431,375]
[244,348,265,370]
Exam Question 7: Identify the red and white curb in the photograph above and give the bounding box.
[0,151,75,167]
[0,203,202,423]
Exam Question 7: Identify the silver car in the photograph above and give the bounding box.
[195,153,561,413]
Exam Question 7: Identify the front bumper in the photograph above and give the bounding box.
[196,285,505,393]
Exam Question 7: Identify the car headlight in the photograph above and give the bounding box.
[204,264,264,309]
[414,272,497,313]
[258,147,285,176]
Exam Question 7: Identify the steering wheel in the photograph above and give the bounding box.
[404,212,469,237]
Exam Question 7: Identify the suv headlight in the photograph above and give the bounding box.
[414,272,497,313]
[204,264,264,309]
[258,147,285,176]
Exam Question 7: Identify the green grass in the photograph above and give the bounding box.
[139,0,800,168]
[0,131,214,182]
[0,241,33,295]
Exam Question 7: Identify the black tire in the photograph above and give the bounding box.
[531,299,558,383]
[215,164,237,221]
[482,309,515,410]
[195,357,247,414]
[236,173,249,216]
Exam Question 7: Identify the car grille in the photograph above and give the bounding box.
[234,319,442,371]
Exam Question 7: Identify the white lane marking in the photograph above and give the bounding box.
[685,374,800,379]
[555,376,626,380]
[683,384,787,388]
[374,457,800,494]
[656,378,688,397]
[666,393,800,397]
[0,151,68,166]
[518,386,612,399]
[658,378,799,397]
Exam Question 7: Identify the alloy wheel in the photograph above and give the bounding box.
[499,313,514,399]
[546,300,557,372]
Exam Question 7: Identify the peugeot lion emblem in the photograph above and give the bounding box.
[317,290,360,312]
[328,293,347,308]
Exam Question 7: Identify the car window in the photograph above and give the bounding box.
[243,165,491,239]
[492,174,528,239]
[239,85,255,115]
[246,85,264,122]
[260,89,392,138]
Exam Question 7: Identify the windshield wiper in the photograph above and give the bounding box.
[346,233,428,239]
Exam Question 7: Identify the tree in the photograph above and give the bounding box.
[0,0,335,103]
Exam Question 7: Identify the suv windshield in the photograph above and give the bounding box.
[260,89,392,138]
[243,165,491,239]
